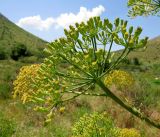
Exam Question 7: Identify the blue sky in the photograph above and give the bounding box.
[0,0,160,43]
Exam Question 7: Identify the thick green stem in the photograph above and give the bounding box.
[77,40,85,54]
[91,37,97,61]
[96,79,160,129]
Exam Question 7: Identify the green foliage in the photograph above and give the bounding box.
[0,112,16,137]
[132,57,140,65]
[10,43,32,60]
[128,0,160,17]
[121,57,131,65]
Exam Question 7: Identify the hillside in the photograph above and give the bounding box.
[0,12,47,59]
[128,36,160,63]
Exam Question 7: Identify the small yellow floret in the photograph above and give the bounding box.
[59,107,65,113]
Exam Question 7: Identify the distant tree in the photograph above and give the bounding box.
[128,0,160,17]
[10,43,31,60]
[133,57,140,65]
[121,57,131,64]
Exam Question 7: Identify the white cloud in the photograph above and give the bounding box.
[55,5,105,28]
[16,15,55,31]
[16,5,105,31]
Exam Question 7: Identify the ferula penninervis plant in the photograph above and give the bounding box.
[13,16,160,129]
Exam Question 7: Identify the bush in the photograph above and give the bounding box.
[0,112,16,137]
[10,43,32,60]
[133,57,140,65]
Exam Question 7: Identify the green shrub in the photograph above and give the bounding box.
[133,57,140,65]
[10,43,32,60]
[0,112,16,137]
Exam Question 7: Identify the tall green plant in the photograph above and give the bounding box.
[13,17,160,129]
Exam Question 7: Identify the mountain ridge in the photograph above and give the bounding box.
[0,12,47,59]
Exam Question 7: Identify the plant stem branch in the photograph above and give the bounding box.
[96,79,160,129]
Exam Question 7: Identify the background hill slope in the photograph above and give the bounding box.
[0,13,47,59]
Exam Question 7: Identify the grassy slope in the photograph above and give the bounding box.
[0,13,47,56]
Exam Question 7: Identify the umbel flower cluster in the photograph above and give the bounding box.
[71,112,141,137]
[128,0,160,17]
[13,64,41,104]
[13,16,160,129]
[13,64,65,118]
[104,70,135,90]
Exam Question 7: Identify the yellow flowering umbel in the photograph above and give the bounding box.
[13,64,41,104]
[104,70,135,90]
[71,112,117,137]
[13,63,65,124]
[71,112,141,137]
[119,128,141,137]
